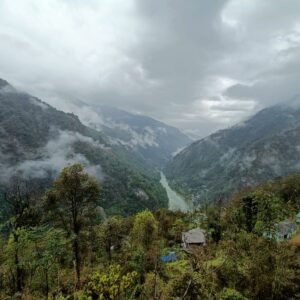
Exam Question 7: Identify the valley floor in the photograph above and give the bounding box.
[160,172,191,212]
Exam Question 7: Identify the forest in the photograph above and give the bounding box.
[1,163,300,299]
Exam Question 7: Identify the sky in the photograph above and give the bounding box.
[0,0,300,138]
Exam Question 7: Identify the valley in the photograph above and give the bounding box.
[160,171,191,211]
[1,81,300,300]
[165,104,300,205]
[1,2,300,298]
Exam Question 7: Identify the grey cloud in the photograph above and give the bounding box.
[225,43,300,108]
[135,0,229,80]
[0,0,300,138]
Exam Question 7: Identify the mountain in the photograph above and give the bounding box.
[165,103,300,205]
[0,79,168,215]
[67,102,192,168]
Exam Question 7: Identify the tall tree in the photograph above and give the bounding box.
[97,216,128,262]
[241,195,258,233]
[43,164,100,288]
[1,178,39,293]
[131,210,158,251]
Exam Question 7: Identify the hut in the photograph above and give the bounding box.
[182,228,206,251]
[276,221,297,240]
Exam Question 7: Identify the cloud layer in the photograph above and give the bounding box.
[0,130,104,183]
[0,0,300,137]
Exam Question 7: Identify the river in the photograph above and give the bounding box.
[160,172,190,212]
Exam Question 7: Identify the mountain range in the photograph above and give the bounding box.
[58,100,192,168]
[3,76,300,212]
[0,78,190,215]
[165,102,300,206]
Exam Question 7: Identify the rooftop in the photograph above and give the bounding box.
[182,228,206,244]
[278,221,297,236]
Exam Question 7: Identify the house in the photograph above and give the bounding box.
[277,221,297,240]
[263,220,297,241]
[182,228,206,251]
[296,212,300,225]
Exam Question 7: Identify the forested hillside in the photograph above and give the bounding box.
[71,103,192,168]
[1,0,300,299]
[1,164,300,299]
[0,79,168,215]
[165,104,300,205]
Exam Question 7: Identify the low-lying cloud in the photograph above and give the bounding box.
[0,130,105,183]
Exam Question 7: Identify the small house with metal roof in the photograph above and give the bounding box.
[182,228,206,251]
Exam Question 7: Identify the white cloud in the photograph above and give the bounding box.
[0,130,105,182]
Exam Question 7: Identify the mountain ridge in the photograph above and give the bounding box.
[0,79,169,215]
[60,101,192,168]
[165,103,300,205]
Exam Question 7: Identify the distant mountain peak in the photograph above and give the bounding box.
[0,78,9,88]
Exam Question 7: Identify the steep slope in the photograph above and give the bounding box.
[0,79,168,215]
[70,103,192,168]
[165,104,300,205]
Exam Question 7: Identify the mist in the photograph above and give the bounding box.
[0,130,105,183]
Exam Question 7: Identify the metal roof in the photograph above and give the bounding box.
[278,221,297,236]
[182,228,206,244]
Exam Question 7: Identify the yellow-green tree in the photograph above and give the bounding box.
[84,264,138,300]
[131,210,158,251]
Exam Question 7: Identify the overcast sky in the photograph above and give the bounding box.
[0,0,300,138]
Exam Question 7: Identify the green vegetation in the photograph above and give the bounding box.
[44,164,101,287]
[165,105,300,205]
[0,85,168,215]
[1,166,300,299]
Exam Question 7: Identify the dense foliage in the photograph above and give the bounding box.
[1,166,300,299]
[165,104,300,205]
[0,82,168,215]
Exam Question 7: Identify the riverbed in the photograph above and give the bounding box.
[160,172,190,212]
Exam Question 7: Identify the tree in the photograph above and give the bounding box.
[254,191,283,236]
[142,271,166,299]
[1,178,39,293]
[278,174,300,210]
[241,195,258,233]
[217,288,248,300]
[171,218,185,242]
[24,226,71,298]
[44,164,100,288]
[84,265,138,300]
[131,210,158,251]
[130,210,159,283]
[97,216,128,262]
[206,207,222,243]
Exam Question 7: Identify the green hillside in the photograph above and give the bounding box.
[165,104,300,205]
[0,79,168,215]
